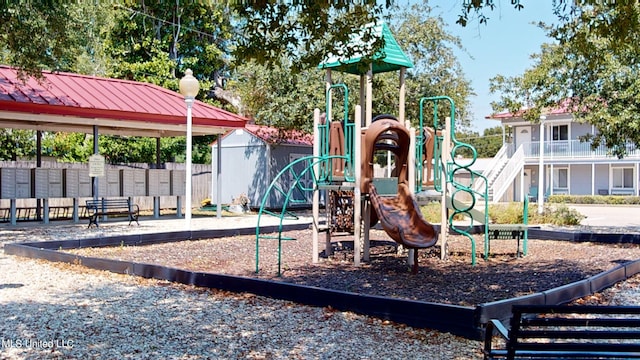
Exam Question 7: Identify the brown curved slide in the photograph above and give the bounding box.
[361,117,438,273]
[368,182,437,249]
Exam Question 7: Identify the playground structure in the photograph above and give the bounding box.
[255,22,529,275]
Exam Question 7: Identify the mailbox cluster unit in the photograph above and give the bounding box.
[0,168,185,224]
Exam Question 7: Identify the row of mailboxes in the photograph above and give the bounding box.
[0,168,186,199]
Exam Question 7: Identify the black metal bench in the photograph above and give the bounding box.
[483,304,640,359]
[85,198,139,228]
[486,224,528,258]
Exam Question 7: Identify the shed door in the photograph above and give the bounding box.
[289,154,313,204]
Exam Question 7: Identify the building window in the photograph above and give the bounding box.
[551,124,568,141]
[612,167,634,189]
[553,167,568,190]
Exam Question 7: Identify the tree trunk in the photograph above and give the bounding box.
[211,70,244,116]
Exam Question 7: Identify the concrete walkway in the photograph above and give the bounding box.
[569,204,640,227]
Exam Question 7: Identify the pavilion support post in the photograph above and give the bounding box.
[92,126,99,201]
[36,131,42,221]
[216,133,222,219]
[10,199,16,225]
[154,137,161,218]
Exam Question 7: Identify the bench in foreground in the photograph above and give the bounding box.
[484,304,640,359]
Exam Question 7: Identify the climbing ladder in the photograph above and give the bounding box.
[420,96,528,265]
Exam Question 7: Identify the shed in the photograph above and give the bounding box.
[211,124,313,209]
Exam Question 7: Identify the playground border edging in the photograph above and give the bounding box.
[4,227,640,341]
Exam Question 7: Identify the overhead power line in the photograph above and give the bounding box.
[115,4,217,40]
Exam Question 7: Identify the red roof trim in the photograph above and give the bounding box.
[213,124,313,146]
[0,65,247,128]
[486,100,575,120]
[244,124,313,146]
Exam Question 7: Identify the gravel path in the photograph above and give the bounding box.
[1,216,639,359]
[0,219,482,360]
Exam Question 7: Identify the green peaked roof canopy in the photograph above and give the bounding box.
[318,22,413,75]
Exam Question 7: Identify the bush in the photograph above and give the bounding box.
[547,194,640,205]
[419,200,586,226]
[539,204,585,225]
[486,202,522,224]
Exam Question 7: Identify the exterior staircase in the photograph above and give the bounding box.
[474,144,525,202]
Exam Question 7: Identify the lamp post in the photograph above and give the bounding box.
[179,69,200,229]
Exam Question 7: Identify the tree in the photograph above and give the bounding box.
[231,2,390,73]
[42,132,92,162]
[230,1,473,134]
[456,126,504,158]
[489,2,640,158]
[0,129,35,161]
[229,60,325,133]
[104,3,234,163]
[5,1,640,77]
[392,1,473,130]
[0,2,118,79]
[106,4,232,90]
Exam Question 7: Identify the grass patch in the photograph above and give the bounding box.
[420,201,585,226]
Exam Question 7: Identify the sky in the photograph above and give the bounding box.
[426,1,558,132]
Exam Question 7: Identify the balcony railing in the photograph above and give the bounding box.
[519,140,640,159]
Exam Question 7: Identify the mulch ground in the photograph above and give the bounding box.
[65,228,640,307]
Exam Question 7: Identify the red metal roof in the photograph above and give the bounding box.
[244,124,313,146]
[486,100,574,120]
[0,65,246,136]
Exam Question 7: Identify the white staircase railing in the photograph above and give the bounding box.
[491,145,525,202]
[473,144,510,194]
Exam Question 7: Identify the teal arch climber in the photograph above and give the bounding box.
[255,155,347,276]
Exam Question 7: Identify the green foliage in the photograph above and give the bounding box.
[394,1,473,130]
[420,200,586,226]
[42,132,92,162]
[536,204,586,226]
[487,202,526,224]
[495,202,586,226]
[420,202,443,223]
[230,1,473,133]
[547,194,640,205]
[0,2,119,77]
[230,60,325,133]
[0,3,80,77]
[490,3,640,158]
[106,3,232,89]
[0,129,35,160]
[455,126,504,158]
[231,2,389,73]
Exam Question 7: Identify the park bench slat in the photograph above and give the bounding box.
[85,198,139,228]
[484,305,640,360]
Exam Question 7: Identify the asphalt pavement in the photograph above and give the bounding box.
[568,204,640,227]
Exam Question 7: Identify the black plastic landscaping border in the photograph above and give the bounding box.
[4,226,640,341]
